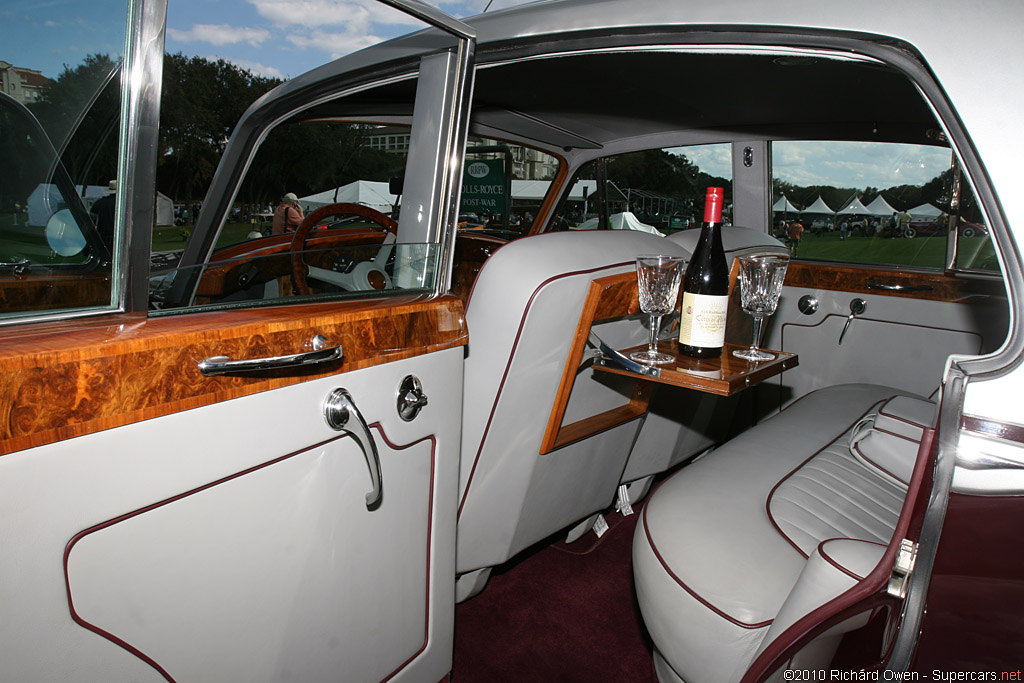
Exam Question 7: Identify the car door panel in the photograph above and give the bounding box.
[0,302,465,682]
[761,263,1007,407]
[61,357,453,683]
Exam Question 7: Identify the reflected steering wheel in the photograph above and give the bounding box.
[290,202,398,295]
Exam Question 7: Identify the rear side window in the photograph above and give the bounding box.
[771,140,997,272]
[549,143,733,237]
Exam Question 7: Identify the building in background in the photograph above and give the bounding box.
[0,62,50,104]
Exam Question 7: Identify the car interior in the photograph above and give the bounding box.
[148,36,1009,679]
[2,8,1012,681]
[447,42,1009,679]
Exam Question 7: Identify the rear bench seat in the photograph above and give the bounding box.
[633,383,935,683]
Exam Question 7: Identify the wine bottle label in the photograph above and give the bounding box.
[679,292,728,348]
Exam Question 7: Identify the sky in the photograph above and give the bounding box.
[681,141,952,199]
[4,0,954,192]
[2,0,532,82]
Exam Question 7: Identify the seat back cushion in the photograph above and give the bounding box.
[458,230,686,572]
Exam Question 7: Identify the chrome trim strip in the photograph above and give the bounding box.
[436,38,476,296]
[120,0,168,313]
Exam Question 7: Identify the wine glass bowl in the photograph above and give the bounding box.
[733,254,789,362]
[631,255,685,365]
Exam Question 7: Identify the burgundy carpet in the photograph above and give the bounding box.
[452,507,657,682]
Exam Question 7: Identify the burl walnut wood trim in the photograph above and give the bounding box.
[0,295,467,457]
[540,272,650,455]
[785,262,1006,303]
[0,273,111,314]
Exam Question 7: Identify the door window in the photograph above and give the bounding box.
[0,6,127,320]
[150,6,471,313]
[548,143,733,237]
[771,140,997,272]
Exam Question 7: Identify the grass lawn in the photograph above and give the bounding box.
[152,221,259,252]
[791,230,999,272]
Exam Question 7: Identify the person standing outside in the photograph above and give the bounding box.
[787,218,804,256]
[899,209,912,238]
[272,192,304,235]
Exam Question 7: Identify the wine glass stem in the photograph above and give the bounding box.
[750,313,765,352]
[649,314,662,354]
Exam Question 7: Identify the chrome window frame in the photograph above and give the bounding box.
[0,0,166,326]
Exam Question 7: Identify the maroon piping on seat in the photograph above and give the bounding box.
[641,501,774,630]
[739,427,936,683]
[816,538,888,583]
[457,260,633,519]
[878,400,933,430]
[64,426,438,683]
[764,397,895,559]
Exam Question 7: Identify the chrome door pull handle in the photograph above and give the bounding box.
[198,334,342,376]
[324,388,383,508]
[866,278,933,293]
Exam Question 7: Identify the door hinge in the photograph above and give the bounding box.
[887,538,919,599]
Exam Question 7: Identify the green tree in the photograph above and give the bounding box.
[29,53,121,188]
[157,54,281,204]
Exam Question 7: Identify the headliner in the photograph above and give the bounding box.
[298,48,942,155]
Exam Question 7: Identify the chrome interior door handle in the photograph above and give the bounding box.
[198,334,342,376]
[324,388,383,508]
[838,298,867,345]
[866,278,933,293]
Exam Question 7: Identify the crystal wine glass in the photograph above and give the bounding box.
[733,254,789,362]
[631,255,685,365]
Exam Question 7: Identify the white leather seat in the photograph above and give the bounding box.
[456,230,687,599]
[633,384,934,682]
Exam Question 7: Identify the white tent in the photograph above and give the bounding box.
[802,196,834,215]
[837,197,872,215]
[300,180,397,213]
[155,191,174,226]
[909,202,942,219]
[576,211,665,236]
[865,194,898,216]
[772,195,801,213]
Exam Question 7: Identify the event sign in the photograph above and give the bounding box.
[461,159,506,214]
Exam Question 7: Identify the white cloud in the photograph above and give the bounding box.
[247,0,422,31]
[286,28,385,59]
[209,56,286,79]
[773,141,949,189]
[168,24,270,48]
[673,144,732,179]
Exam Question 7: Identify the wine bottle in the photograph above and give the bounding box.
[678,187,729,358]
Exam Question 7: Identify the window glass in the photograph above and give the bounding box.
[548,144,733,236]
[150,119,433,310]
[1,1,127,319]
[771,140,994,270]
[953,180,999,272]
[458,136,561,239]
